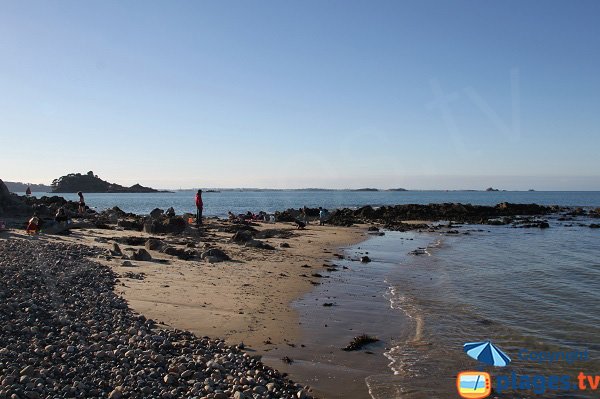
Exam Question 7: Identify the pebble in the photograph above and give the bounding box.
[0,240,312,399]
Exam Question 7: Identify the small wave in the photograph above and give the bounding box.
[383,286,429,377]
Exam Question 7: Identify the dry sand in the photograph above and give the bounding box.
[8,219,366,352]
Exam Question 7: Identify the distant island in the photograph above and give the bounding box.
[51,171,169,193]
[353,188,379,192]
[485,187,500,192]
[4,181,52,193]
[387,188,408,191]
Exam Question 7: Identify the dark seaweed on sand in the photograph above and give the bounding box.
[342,334,379,351]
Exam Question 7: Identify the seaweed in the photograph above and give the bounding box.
[342,334,379,351]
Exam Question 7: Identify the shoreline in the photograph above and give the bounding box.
[3,188,600,398]
[1,216,369,398]
[7,219,368,350]
[261,230,441,399]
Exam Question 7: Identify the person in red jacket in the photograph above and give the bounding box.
[195,189,203,226]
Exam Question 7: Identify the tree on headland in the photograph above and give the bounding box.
[51,172,164,193]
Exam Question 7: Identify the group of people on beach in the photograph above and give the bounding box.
[25,188,330,234]
[26,191,86,234]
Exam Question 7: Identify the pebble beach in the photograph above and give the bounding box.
[0,239,319,399]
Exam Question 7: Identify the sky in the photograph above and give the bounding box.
[1,0,599,190]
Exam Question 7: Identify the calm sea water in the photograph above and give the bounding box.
[276,215,600,399]
[26,190,600,217]
[369,215,600,399]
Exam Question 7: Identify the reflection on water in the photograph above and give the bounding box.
[377,215,600,398]
[275,217,599,398]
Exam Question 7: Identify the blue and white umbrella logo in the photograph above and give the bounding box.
[463,341,511,367]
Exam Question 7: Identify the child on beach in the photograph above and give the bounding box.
[195,190,203,226]
[26,214,40,234]
[301,206,309,224]
[77,192,85,215]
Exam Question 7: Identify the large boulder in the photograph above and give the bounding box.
[145,239,164,251]
[149,208,164,219]
[0,179,30,217]
[143,217,187,235]
[200,248,230,262]
[132,248,152,261]
[230,230,254,244]
[117,219,145,231]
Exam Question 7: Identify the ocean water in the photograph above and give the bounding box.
[25,190,600,217]
[262,211,600,399]
[368,214,600,398]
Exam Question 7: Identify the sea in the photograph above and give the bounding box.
[24,190,600,398]
[24,190,600,217]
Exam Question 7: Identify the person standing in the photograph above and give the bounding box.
[319,207,328,226]
[77,192,85,215]
[195,189,203,226]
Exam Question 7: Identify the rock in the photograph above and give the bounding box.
[360,256,371,263]
[145,239,164,251]
[163,373,176,384]
[0,239,312,399]
[163,246,195,260]
[279,242,290,248]
[230,231,254,244]
[122,260,134,267]
[590,224,600,228]
[111,243,122,255]
[200,249,230,262]
[117,219,145,231]
[20,365,35,377]
[165,207,176,217]
[245,240,275,250]
[253,385,267,394]
[132,248,152,261]
[150,208,165,218]
[144,217,187,234]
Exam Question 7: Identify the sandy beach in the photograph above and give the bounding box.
[5,217,367,350]
[0,214,369,398]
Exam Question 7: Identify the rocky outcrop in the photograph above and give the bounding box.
[51,171,166,193]
[143,217,187,235]
[327,202,557,226]
[274,207,320,222]
[0,179,30,217]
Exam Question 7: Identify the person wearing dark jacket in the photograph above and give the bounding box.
[195,190,203,226]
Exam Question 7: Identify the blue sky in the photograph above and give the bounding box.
[1,0,599,189]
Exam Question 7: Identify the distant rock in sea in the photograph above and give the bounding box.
[51,171,169,193]
[485,187,500,192]
[388,188,408,191]
[353,188,379,192]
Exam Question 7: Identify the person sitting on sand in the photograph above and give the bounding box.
[77,192,86,215]
[228,211,237,221]
[26,214,40,234]
[294,218,306,230]
[195,190,203,226]
[55,207,68,225]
